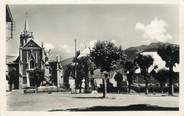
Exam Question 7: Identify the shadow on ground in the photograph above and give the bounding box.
[49,104,179,111]
[72,96,104,99]
[72,96,116,99]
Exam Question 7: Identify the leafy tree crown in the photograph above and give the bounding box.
[134,53,154,73]
[90,41,124,72]
[157,44,179,68]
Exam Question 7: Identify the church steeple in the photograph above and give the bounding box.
[23,12,29,33]
[20,12,34,47]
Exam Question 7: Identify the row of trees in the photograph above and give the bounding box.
[90,41,179,95]
[70,40,179,97]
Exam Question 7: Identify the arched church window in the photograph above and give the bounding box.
[30,60,35,69]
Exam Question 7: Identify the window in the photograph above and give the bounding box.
[30,60,35,69]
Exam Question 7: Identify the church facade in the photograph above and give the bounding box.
[7,13,64,90]
[18,16,45,88]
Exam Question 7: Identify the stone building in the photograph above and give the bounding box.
[6,5,14,41]
[6,5,17,91]
[6,12,64,90]
[18,15,46,88]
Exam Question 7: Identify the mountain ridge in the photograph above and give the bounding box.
[61,42,179,64]
[124,42,178,60]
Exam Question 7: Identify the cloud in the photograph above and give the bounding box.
[79,43,86,50]
[78,48,90,58]
[89,40,97,49]
[46,44,75,60]
[60,44,74,55]
[78,40,97,58]
[111,39,118,46]
[50,40,97,60]
[135,23,145,30]
[51,39,116,59]
[135,18,172,43]
[44,43,54,52]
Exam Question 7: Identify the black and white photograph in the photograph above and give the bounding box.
[4,3,180,112]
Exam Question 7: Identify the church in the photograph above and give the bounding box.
[6,13,64,90]
[18,15,46,88]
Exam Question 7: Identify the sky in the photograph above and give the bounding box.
[7,4,178,59]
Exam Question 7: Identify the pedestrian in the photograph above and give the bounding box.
[8,68,16,91]
[150,65,158,95]
[114,71,123,93]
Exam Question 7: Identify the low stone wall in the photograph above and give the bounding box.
[24,86,70,93]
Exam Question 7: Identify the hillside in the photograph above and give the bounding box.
[60,42,179,66]
[124,42,178,60]
[62,57,74,66]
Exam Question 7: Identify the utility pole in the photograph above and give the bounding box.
[57,56,60,88]
[74,39,77,92]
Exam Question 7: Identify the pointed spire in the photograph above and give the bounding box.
[24,12,29,32]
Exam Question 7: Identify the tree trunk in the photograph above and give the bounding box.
[160,83,164,94]
[127,74,132,93]
[34,74,38,93]
[168,77,174,95]
[128,84,131,93]
[90,78,95,90]
[79,81,82,93]
[142,69,149,95]
[117,82,120,94]
[102,78,107,98]
[168,66,174,96]
[35,85,38,93]
[63,69,70,89]
[85,74,90,93]
[145,79,148,95]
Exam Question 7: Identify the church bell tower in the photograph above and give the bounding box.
[19,12,45,88]
[20,12,34,47]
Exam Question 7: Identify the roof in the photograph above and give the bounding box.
[6,5,13,22]
[6,55,18,64]
[23,39,41,48]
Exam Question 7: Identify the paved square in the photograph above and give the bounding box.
[7,90,179,111]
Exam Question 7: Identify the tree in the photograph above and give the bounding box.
[73,50,81,91]
[69,55,93,93]
[90,41,124,97]
[32,67,45,93]
[90,41,125,71]
[89,61,96,90]
[124,60,137,93]
[75,62,84,93]
[63,65,72,89]
[8,68,18,91]
[157,44,179,95]
[114,71,123,93]
[134,54,154,94]
[76,56,91,93]
[154,68,170,93]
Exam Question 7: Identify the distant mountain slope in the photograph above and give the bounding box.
[60,42,179,66]
[62,57,74,66]
[124,42,178,60]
